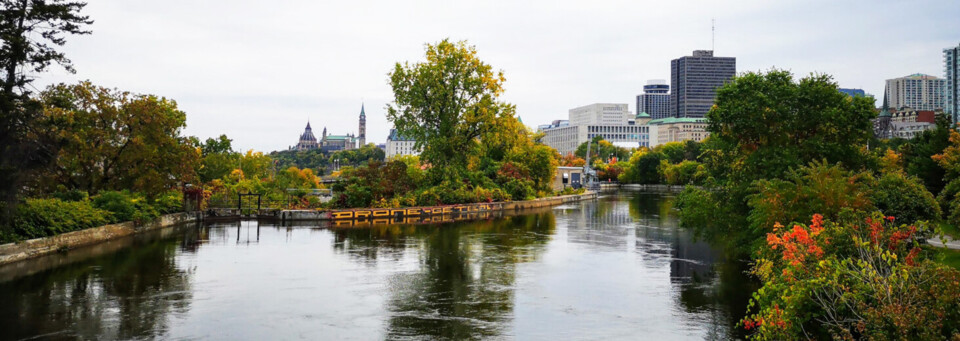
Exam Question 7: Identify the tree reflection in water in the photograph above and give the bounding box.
[0,235,192,340]
[331,212,555,340]
[627,191,756,340]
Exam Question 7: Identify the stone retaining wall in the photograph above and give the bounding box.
[0,212,201,266]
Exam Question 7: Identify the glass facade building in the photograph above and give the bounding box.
[885,73,945,112]
[670,50,736,118]
[946,44,960,123]
[838,88,867,97]
[636,80,671,119]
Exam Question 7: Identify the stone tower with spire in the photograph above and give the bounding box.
[358,103,367,147]
[875,86,893,139]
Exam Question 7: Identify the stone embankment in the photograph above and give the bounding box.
[0,212,201,266]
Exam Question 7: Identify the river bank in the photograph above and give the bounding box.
[0,191,751,340]
[0,212,202,266]
[0,192,598,266]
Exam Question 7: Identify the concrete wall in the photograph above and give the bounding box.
[0,212,201,266]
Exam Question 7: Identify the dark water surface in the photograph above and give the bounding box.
[0,192,755,340]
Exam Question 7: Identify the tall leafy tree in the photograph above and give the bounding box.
[706,70,876,183]
[387,39,510,181]
[194,135,239,183]
[0,0,91,229]
[36,81,198,197]
[900,114,953,193]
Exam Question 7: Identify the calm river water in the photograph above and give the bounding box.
[0,191,755,340]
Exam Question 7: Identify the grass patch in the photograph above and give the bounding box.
[940,222,960,239]
[925,246,960,270]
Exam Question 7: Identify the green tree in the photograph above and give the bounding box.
[900,114,953,193]
[0,0,92,229]
[194,135,239,183]
[387,39,510,181]
[619,149,662,184]
[35,81,198,197]
[574,136,631,162]
[871,170,941,225]
[706,70,876,183]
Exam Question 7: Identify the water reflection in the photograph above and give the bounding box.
[0,192,753,340]
[331,213,555,339]
[0,234,192,340]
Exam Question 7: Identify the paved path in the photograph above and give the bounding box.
[926,236,960,250]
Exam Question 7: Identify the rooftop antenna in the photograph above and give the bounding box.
[711,18,715,51]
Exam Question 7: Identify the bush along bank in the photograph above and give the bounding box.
[2,190,183,244]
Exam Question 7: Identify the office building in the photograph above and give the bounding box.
[569,103,632,126]
[885,73,945,111]
[647,117,709,148]
[946,43,960,123]
[540,103,649,155]
[670,50,736,118]
[636,79,671,119]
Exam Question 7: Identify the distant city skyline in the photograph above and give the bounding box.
[31,0,960,152]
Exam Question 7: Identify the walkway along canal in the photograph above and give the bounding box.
[0,191,755,340]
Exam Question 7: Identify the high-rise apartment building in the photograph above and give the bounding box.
[946,43,960,123]
[636,79,671,119]
[670,50,736,118]
[885,73,945,111]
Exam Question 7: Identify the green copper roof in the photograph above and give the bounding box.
[325,135,353,141]
[636,112,651,118]
[647,117,706,125]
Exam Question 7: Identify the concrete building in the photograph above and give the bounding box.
[385,128,419,158]
[569,103,632,126]
[647,117,709,148]
[946,43,960,123]
[885,73,945,111]
[552,166,585,191]
[540,103,650,155]
[636,79,671,119]
[670,50,736,118]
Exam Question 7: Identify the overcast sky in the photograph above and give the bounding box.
[35,0,960,152]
